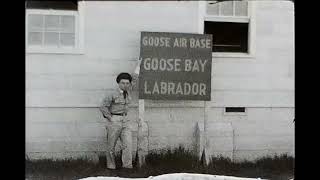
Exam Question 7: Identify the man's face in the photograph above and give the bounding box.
[118,79,131,91]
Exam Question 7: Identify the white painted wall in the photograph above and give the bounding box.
[26,1,294,162]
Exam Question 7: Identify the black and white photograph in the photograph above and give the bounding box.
[25,0,295,179]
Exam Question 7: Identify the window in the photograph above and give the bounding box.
[205,21,248,52]
[224,107,247,116]
[200,1,256,57]
[26,1,84,54]
[28,14,76,47]
[225,107,245,113]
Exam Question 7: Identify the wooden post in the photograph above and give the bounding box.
[137,99,148,167]
[203,100,210,165]
[134,57,148,167]
[194,121,204,160]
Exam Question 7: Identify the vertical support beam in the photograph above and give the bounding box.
[194,121,204,161]
[204,101,210,165]
[137,99,148,167]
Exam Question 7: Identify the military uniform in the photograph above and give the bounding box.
[100,88,133,169]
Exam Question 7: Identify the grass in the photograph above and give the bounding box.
[26,147,294,180]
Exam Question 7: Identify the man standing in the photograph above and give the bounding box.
[100,60,141,169]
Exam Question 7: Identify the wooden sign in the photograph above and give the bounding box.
[138,31,212,101]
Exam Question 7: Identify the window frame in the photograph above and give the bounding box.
[198,1,256,58]
[25,2,84,54]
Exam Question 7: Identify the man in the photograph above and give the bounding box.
[100,60,141,169]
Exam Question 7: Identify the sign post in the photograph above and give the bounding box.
[137,99,147,167]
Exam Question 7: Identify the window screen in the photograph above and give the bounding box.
[207,1,248,17]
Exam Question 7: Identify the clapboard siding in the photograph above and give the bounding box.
[26,90,294,107]
[211,77,294,91]
[232,122,294,137]
[26,58,138,75]
[26,123,107,139]
[26,139,138,154]
[26,108,105,123]
[26,73,294,91]
[26,140,107,152]
[208,90,294,107]
[206,108,294,124]
[146,107,204,145]
[84,1,199,59]
[205,122,234,159]
[211,62,291,78]
[26,73,118,90]
[26,152,102,161]
[234,135,293,151]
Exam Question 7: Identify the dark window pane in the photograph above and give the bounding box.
[26,1,78,11]
[204,21,248,52]
[225,107,246,113]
